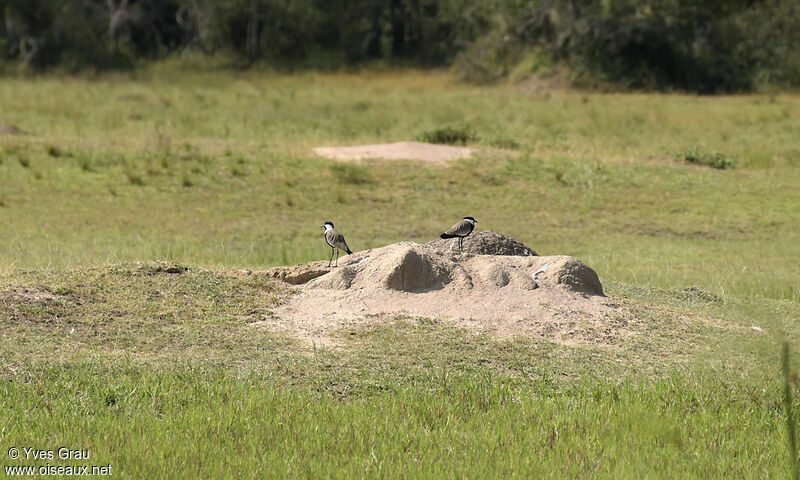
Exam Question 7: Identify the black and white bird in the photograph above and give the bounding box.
[321,221,353,267]
[440,216,477,252]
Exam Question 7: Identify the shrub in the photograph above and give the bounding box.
[679,147,736,170]
[1,0,797,92]
[454,0,800,93]
[416,124,475,145]
[508,49,554,83]
[46,145,64,157]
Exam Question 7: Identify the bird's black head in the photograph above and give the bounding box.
[321,221,334,229]
[463,216,477,223]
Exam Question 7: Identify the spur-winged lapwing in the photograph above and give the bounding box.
[440,216,477,252]
[321,221,353,267]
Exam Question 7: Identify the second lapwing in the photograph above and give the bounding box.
[321,221,353,267]
[440,216,477,252]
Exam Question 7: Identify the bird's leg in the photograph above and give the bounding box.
[460,237,463,252]
[335,249,339,267]
[328,247,334,268]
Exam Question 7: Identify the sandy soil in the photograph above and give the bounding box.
[313,141,473,164]
[254,236,625,346]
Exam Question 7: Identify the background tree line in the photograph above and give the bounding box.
[1,0,798,92]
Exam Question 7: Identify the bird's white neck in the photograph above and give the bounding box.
[464,218,475,225]
[323,224,333,231]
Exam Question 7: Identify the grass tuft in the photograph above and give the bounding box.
[46,145,63,157]
[782,342,799,479]
[329,163,372,185]
[79,154,95,172]
[672,286,722,304]
[416,124,476,145]
[125,170,145,186]
[481,135,522,150]
[679,146,736,169]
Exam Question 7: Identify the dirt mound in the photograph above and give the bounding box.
[265,262,332,285]
[424,231,538,256]
[540,257,604,294]
[259,241,612,344]
[305,243,598,294]
[313,142,473,164]
[311,245,474,293]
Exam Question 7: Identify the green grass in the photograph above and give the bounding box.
[1,69,798,300]
[2,66,800,477]
[1,263,798,477]
[1,365,789,478]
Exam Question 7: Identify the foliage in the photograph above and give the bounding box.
[454,0,800,92]
[1,0,798,91]
[0,0,480,69]
[679,147,736,170]
[415,124,475,145]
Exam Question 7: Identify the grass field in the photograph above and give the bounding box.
[1,67,800,477]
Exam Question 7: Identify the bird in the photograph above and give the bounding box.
[320,221,353,267]
[440,216,477,252]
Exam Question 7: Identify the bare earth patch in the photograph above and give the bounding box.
[0,287,62,305]
[313,141,473,164]
[0,287,73,326]
[0,123,33,136]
